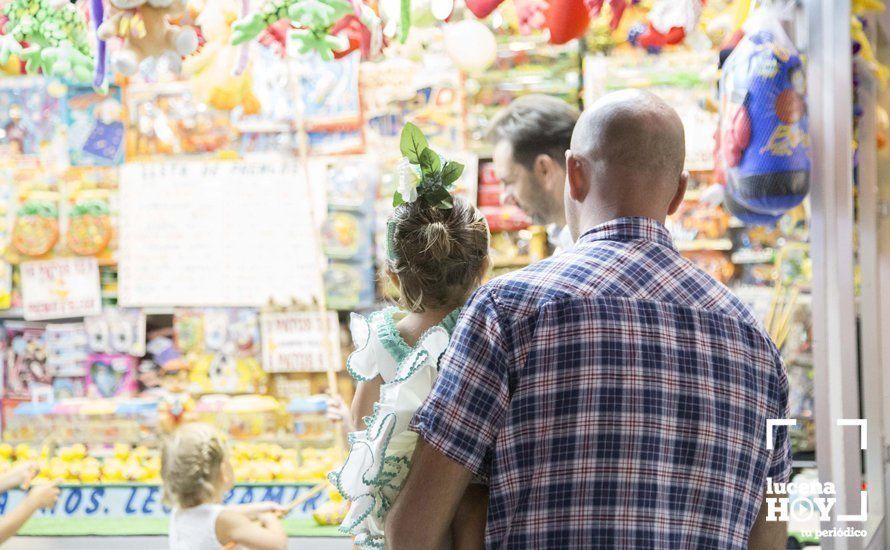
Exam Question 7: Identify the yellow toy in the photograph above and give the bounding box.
[182,0,261,114]
[159,362,197,432]
[851,16,889,86]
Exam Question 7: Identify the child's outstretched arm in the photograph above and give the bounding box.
[350,376,383,431]
[216,509,287,550]
[0,481,60,544]
[0,462,36,492]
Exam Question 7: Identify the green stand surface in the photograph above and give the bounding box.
[17,517,347,538]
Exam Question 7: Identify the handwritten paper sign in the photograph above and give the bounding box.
[261,311,341,373]
[118,159,323,307]
[21,258,101,321]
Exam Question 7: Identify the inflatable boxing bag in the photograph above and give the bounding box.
[717,8,810,225]
[547,0,589,44]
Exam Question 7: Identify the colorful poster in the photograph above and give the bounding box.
[260,311,341,373]
[86,353,138,398]
[4,322,50,400]
[65,85,125,166]
[60,167,119,264]
[118,159,322,307]
[45,323,89,377]
[21,258,102,321]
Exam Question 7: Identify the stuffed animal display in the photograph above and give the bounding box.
[717,16,810,225]
[231,0,378,61]
[97,0,199,76]
[629,0,703,52]
[0,0,94,83]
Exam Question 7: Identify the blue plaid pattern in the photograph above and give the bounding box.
[411,217,790,549]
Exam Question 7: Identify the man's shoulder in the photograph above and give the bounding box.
[483,248,608,320]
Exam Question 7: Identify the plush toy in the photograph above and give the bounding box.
[232,0,378,61]
[0,0,94,83]
[716,9,810,225]
[97,0,199,76]
[183,0,261,113]
[629,0,703,51]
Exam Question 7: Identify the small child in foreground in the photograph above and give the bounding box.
[0,462,59,544]
[162,423,287,550]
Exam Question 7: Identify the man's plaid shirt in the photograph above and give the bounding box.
[411,216,791,549]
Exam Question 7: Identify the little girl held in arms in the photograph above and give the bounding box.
[329,123,491,549]
[162,423,287,550]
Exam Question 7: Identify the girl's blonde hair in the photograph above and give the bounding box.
[388,196,490,313]
[161,423,228,509]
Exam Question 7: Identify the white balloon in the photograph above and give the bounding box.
[443,20,497,72]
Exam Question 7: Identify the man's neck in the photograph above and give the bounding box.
[577,207,667,237]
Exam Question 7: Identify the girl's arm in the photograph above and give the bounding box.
[350,375,383,430]
[0,462,36,492]
[216,509,287,550]
[0,482,60,544]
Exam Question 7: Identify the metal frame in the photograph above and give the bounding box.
[857,12,888,549]
[805,0,866,548]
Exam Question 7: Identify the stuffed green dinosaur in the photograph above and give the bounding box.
[231,0,374,61]
[0,0,94,83]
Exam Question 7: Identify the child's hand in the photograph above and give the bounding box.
[6,461,37,489]
[26,481,60,509]
[233,501,285,519]
[258,511,280,528]
[325,394,349,423]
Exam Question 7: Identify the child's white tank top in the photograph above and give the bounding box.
[169,503,227,550]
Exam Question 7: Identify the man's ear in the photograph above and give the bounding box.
[667,171,689,216]
[533,154,559,189]
[565,151,589,203]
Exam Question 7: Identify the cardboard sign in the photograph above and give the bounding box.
[20,258,102,321]
[118,159,323,307]
[261,312,341,373]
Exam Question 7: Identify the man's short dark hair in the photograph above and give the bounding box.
[487,95,580,170]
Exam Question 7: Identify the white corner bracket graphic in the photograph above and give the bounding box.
[836,418,867,450]
[766,419,797,450]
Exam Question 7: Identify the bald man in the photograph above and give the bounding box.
[388,91,790,549]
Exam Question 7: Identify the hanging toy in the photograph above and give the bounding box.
[546,0,589,44]
[91,0,107,90]
[851,16,889,86]
[183,0,261,114]
[0,0,94,83]
[97,0,199,76]
[716,7,810,225]
[584,0,627,30]
[231,0,379,61]
[629,0,703,52]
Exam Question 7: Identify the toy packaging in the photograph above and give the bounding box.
[86,353,138,398]
[4,322,51,400]
[64,86,125,166]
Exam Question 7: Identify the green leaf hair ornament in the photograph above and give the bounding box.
[0,0,94,84]
[387,122,464,260]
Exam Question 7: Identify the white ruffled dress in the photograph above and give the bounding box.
[328,307,460,549]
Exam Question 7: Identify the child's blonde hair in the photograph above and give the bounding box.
[388,196,490,313]
[161,423,228,509]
